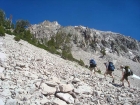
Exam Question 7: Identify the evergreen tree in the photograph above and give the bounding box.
[14,20,29,34]
[0,9,5,26]
[0,26,5,36]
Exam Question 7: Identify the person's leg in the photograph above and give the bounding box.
[120,75,125,86]
[90,67,94,77]
[109,72,114,83]
[109,72,114,78]
[122,80,124,86]
[90,67,96,78]
[94,67,98,73]
[125,76,130,87]
[126,80,130,87]
[104,70,109,80]
[93,67,97,77]
[92,68,95,74]
[104,71,107,78]
[95,66,98,72]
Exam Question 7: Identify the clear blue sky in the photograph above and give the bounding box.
[0,0,140,40]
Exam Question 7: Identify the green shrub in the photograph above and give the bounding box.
[49,46,57,54]
[0,9,5,26]
[37,41,47,49]
[78,59,85,66]
[85,65,89,68]
[73,58,80,62]
[62,50,68,59]
[47,37,55,47]
[67,53,73,61]
[31,37,37,45]
[14,36,20,41]
[120,45,128,53]
[23,30,32,41]
[100,47,106,57]
[61,50,73,61]
[0,26,5,36]
[96,69,101,74]
[55,32,64,48]
[5,29,12,35]
[14,20,29,34]
[4,20,11,29]
[55,51,61,55]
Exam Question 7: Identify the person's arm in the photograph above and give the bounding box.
[104,63,108,70]
[122,69,125,76]
[106,63,109,71]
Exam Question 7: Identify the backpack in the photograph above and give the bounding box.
[90,59,96,67]
[125,66,133,76]
[108,62,115,71]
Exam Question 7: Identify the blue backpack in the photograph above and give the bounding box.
[108,62,115,71]
[90,59,96,67]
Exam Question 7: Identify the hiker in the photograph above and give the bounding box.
[120,65,133,87]
[104,61,115,83]
[89,59,98,76]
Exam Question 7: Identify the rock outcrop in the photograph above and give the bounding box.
[0,34,140,105]
[29,20,61,40]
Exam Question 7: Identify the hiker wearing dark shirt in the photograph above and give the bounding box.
[104,61,115,83]
[89,59,98,76]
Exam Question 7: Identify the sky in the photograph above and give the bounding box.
[0,0,140,40]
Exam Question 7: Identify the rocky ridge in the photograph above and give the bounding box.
[0,34,140,105]
[29,20,140,62]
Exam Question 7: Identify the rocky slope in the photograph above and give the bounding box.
[0,34,140,105]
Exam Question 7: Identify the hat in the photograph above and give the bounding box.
[120,65,124,68]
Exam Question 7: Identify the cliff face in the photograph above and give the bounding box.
[29,20,140,61]
[29,20,61,39]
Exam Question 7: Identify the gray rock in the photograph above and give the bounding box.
[53,98,68,105]
[72,78,81,83]
[45,81,58,87]
[123,102,132,105]
[59,84,74,92]
[0,99,4,105]
[93,91,102,97]
[16,62,26,67]
[41,83,56,95]
[56,93,74,104]
[74,85,92,94]
[0,67,4,73]
[6,99,17,105]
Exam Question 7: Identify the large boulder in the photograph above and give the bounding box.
[59,84,74,92]
[56,93,74,104]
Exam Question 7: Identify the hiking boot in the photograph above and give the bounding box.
[122,83,124,86]
[112,79,114,83]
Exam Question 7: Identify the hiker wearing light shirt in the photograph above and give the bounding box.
[120,65,133,87]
